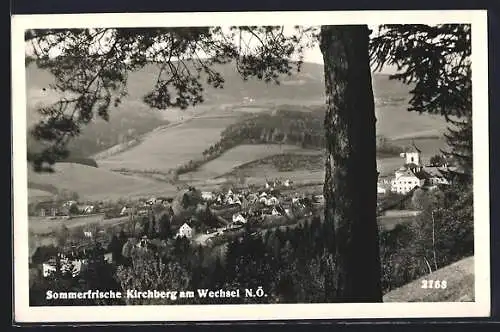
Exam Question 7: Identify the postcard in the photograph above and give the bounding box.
[12,10,490,322]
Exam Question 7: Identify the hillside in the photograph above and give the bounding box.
[181,144,319,181]
[26,60,432,159]
[26,64,170,159]
[27,163,177,202]
[27,60,448,193]
[28,188,55,203]
[96,113,239,173]
[383,256,474,302]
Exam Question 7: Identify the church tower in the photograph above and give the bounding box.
[402,141,422,172]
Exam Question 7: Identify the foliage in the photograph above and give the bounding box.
[441,114,473,185]
[157,213,174,239]
[115,249,191,304]
[370,24,471,120]
[29,243,123,306]
[411,188,445,211]
[68,203,80,215]
[54,224,70,247]
[429,154,447,167]
[25,27,314,172]
[379,184,473,293]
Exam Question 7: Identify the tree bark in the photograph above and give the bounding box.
[320,25,382,302]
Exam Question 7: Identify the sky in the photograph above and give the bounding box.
[299,25,399,74]
[25,25,399,74]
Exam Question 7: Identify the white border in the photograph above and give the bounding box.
[12,10,490,322]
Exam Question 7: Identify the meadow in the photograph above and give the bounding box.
[96,113,240,173]
[181,144,319,181]
[28,188,55,202]
[27,163,177,202]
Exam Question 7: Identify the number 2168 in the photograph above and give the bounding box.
[421,280,447,289]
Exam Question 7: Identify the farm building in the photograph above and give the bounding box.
[232,213,247,224]
[176,223,193,239]
[30,201,65,217]
[423,166,451,186]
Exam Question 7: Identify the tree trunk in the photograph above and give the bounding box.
[320,25,382,302]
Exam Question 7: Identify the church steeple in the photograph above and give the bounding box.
[404,140,422,172]
[409,140,422,153]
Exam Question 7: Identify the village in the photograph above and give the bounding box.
[30,142,453,280]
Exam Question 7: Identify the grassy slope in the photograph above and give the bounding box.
[383,256,474,302]
[28,188,55,202]
[192,143,437,185]
[28,163,177,202]
[96,114,239,172]
[182,144,319,181]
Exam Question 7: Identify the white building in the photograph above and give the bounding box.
[271,208,282,216]
[42,262,57,277]
[79,205,95,214]
[201,191,214,201]
[391,169,426,194]
[313,195,325,204]
[232,213,247,224]
[120,206,129,216]
[176,223,193,239]
[400,142,422,167]
[265,196,280,206]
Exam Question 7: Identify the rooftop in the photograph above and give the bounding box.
[406,141,422,153]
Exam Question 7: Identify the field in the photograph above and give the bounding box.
[28,214,129,235]
[27,163,177,202]
[199,152,426,184]
[96,113,240,173]
[28,188,55,202]
[98,93,447,189]
[181,144,320,181]
[375,105,448,140]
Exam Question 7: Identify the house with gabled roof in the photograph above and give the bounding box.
[232,213,247,224]
[175,223,193,239]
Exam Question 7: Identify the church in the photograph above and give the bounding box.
[389,143,449,195]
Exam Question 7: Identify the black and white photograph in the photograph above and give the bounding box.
[12,10,490,322]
